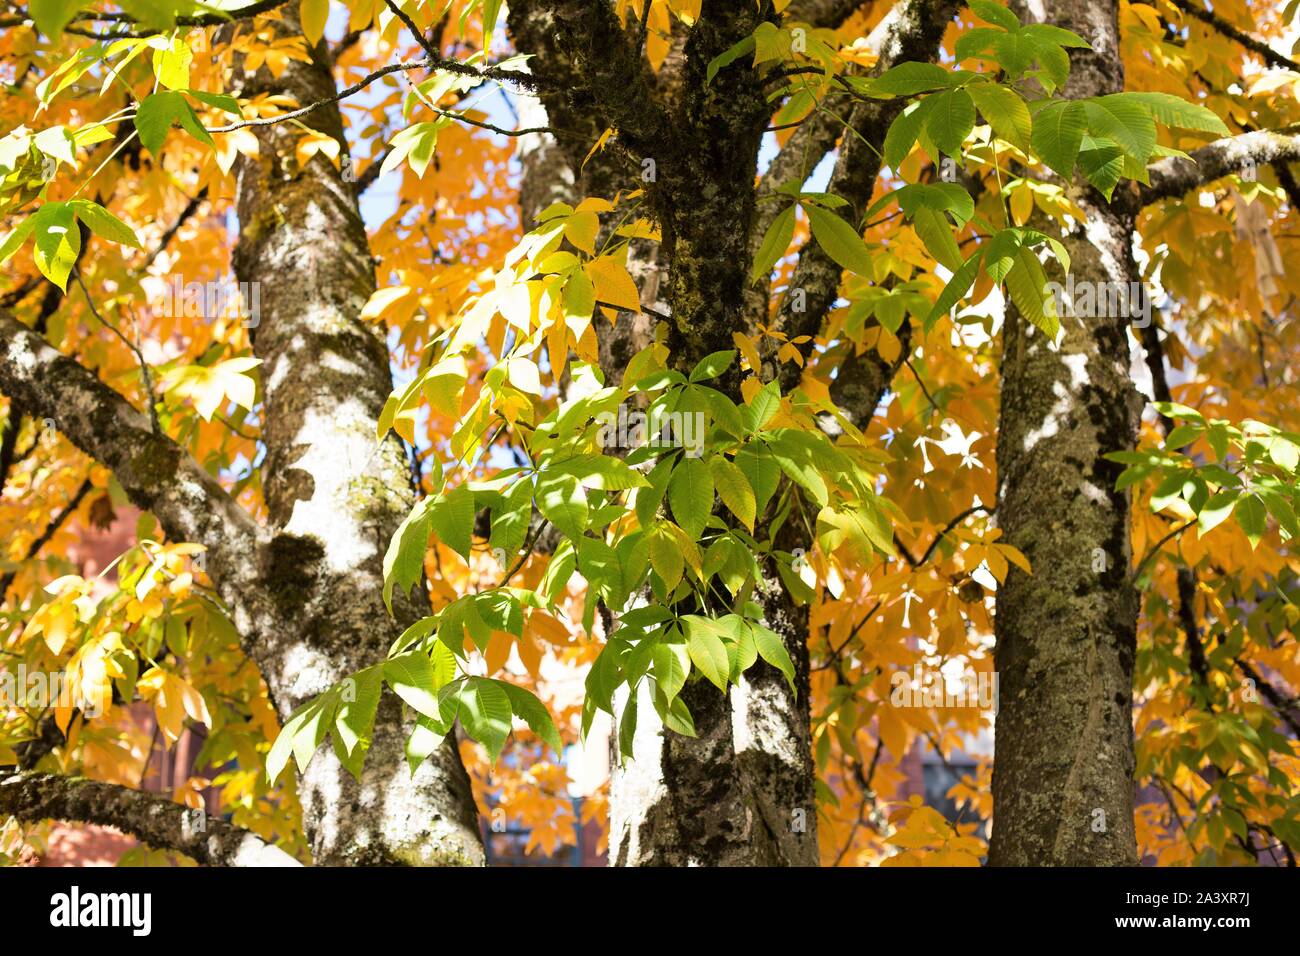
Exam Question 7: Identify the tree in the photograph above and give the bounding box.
[1,0,1297,869]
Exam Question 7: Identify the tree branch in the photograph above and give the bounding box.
[0,310,262,590]
[1168,0,1300,74]
[1139,127,1300,206]
[786,0,867,29]
[754,0,961,375]
[0,476,92,601]
[0,771,300,866]
[512,0,673,150]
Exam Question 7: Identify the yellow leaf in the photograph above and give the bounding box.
[564,211,599,254]
[300,0,329,45]
[161,357,262,421]
[732,331,762,373]
[138,667,211,744]
[585,254,641,313]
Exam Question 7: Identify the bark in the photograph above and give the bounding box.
[222,8,483,865]
[511,0,953,867]
[745,0,959,353]
[0,772,300,866]
[0,11,488,866]
[989,0,1143,867]
[1138,128,1300,206]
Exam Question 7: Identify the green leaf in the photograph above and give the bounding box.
[924,248,984,330]
[382,496,432,613]
[651,640,689,703]
[682,615,730,691]
[648,524,685,591]
[187,89,241,116]
[804,203,872,277]
[1259,491,1299,541]
[585,639,626,723]
[882,97,936,170]
[892,182,976,227]
[384,651,441,719]
[706,34,756,85]
[969,0,1021,31]
[429,483,475,561]
[0,216,38,265]
[735,443,780,516]
[616,686,638,760]
[333,665,382,779]
[1076,139,1126,199]
[267,697,321,785]
[1197,489,1237,535]
[551,453,648,490]
[498,680,563,752]
[764,429,829,507]
[982,228,1022,283]
[912,205,964,272]
[405,713,449,774]
[1030,100,1086,179]
[749,204,796,285]
[743,379,781,434]
[536,470,588,540]
[967,82,1032,152]
[1084,95,1157,163]
[710,456,756,531]
[668,455,714,539]
[1237,493,1266,548]
[690,349,736,383]
[68,198,141,249]
[924,89,976,158]
[457,677,513,760]
[861,62,967,97]
[31,0,81,41]
[32,202,80,291]
[489,478,532,560]
[751,622,797,692]
[134,90,213,156]
[1004,243,1059,338]
[1120,91,1228,136]
[955,27,1008,64]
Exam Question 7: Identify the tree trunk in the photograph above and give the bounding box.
[990,0,1143,866]
[226,10,483,866]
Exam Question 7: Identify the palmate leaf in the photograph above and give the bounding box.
[924,247,984,331]
[1120,91,1228,136]
[499,680,563,752]
[804,203,873,277]
[1083,95,1157,164]
[1004,244,1060,338]
[749,203,796,285]
[852,62,974,98]
[882,96,938,170]
[1030,100,1087,179]
[967,81,1032,152]
[668,455,714,539]
[134,90,213,155]
[924,88,976,157]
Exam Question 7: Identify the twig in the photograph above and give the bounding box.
[75,273,159,433]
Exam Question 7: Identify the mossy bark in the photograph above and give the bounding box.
[225,9,483,866]
[990,0,1143,867]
